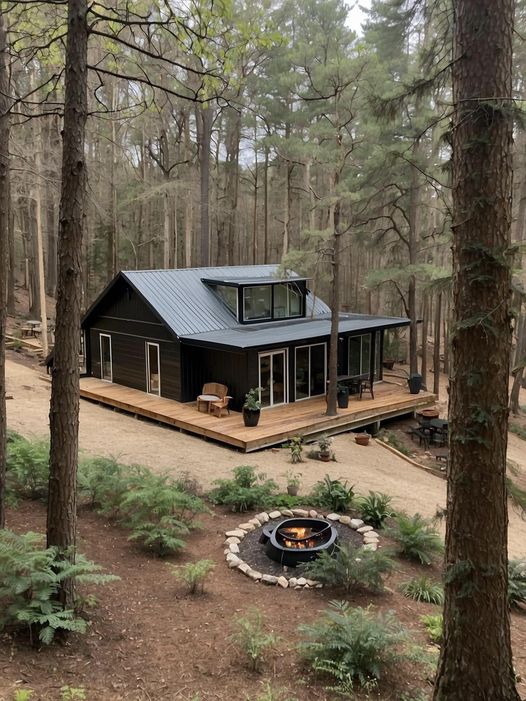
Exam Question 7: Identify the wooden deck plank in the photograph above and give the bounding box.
[80,377,436,452]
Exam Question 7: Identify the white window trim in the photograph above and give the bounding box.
[258,348,288,408]
[145,341,161,396]
[294,342,327,401]
[99,333,113,383]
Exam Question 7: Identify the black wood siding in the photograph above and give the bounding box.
[181,343,248,410]
[85,277,182,400]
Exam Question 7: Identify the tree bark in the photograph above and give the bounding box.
[47,0,88,608]
[0,9,10,528]
[197,106,213,267]
[433,292,442,397]
[433,1,519,699]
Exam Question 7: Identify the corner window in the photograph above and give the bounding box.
[243,285,272,321]
[274,283,302,318]
[215,285,238,317]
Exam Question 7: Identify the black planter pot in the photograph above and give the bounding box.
[408,373,423,395]
[243,407,261,427]
[337,387,349,409]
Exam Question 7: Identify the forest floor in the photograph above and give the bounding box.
[3,351,526,700]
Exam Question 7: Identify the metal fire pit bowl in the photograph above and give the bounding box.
[259,517,338,567]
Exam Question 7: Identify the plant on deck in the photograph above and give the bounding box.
[209,465,278,512]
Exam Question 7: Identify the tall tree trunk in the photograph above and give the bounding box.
[263,143,269,264]
[34,130,49,356]
[408,138,421,375]
[326,168,341,417]
[433,1,519,699]
[47,0,88,608]
[420,293,428,389]
[433,292,442,397]
[197,106,213,267]
[0,9,10,528]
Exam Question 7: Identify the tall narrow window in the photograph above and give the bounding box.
[146,342,160,396]
[100,334,112,382]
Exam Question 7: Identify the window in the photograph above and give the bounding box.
[212,284,238,317]
[295,343,326,400]
[243,285,272,321]
[273,283,302,318]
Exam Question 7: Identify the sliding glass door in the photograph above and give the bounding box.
[295,343,327,400]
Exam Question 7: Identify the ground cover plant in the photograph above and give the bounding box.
[230,608,278,672]
[209,465,279,512]
[299,601,410,695]
[421,614,443,645]
[168,559,215,595]
[399,576,444,605]
[0,530,117,646]
[356,491,395,528]
[310,475,355,512]
[387,513,444,564]
[301,542,395,594]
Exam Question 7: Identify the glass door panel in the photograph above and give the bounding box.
[295,347,310,400]
[100,334,112,382]
[259,350,287,407]
[146,342,160,395]
[310,344,326,396]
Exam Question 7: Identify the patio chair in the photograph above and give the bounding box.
[197,382,228,413]
[211,395,232,417]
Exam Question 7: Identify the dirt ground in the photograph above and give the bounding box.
[5,352,526,558]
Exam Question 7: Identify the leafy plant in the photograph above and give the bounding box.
[209,465,278,512]
[0,530,118,646]
[508,559,526,608]
[60,687,86,701]
[399,576,444,605]
[387,513,444,565]
[287,436,304,464]
[310,475,355,512]
[421,614,443,644]
[119,470,208,556]
[301,542,395,594]
[244,388,262,411]
[14,691,34,701]
[6,436,49,500]
[168,559,215,595]
[284,469,301,489]
[318,433,332,453]
[299,601,409,693]
[230,608,278,672]
[356,491,395,528]
[77,455,130,512]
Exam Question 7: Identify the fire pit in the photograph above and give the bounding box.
[259,517,338,567]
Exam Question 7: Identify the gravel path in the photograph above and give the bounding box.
[6,353,526,557]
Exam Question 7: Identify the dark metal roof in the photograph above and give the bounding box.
[182,313,410,350]
[120,265,330,337]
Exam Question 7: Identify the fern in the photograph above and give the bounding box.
[209,466,278,512]
[168,559,215,595]
[421,614,443,644]
[230,608,278,672]
[0,530,118,645]
[301,542,395,594]
[387,513,444,565]
[6,436,49,500]
[299,601,409,692]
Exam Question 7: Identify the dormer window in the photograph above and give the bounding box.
[203,276,308,324]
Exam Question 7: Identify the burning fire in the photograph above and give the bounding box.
[279,526,320,550]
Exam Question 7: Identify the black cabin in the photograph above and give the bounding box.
[80,265,410,411]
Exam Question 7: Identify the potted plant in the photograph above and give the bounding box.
[242,387,262,427]
[354,432,371,446]
[382,330,402,369]
[318,433,333,462]
[284,470,302,496]
[337,383,349,409]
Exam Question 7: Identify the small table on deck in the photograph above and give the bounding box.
[197,393,220,413]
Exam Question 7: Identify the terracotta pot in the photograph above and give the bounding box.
[319,451,331,462]
[354,433,370,446]
[419,408,440,420]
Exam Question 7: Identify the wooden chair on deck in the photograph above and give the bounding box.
[211,395,232,417]
[197,382,228,413]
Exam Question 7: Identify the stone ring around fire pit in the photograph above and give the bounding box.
[223,508,380,590]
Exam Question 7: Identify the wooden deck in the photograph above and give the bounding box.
[80,377,436,452]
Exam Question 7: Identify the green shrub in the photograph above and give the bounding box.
[230,608,278,672]
[301,542,395,594]
[310,475,355,512]
[299,601,409,693]
[287,436,304,464]
[6,436,49,500]
[77,456,130,512]
[271,493,303,509]
[421,614,443,644]
[120,472,208,556]
[0,530,118,645]
[387,513,444,565]
[356,491,395,528]
[168,559,215,595]
[399,576,444,605]
[209,466,278,512]
[508,559,526,608]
